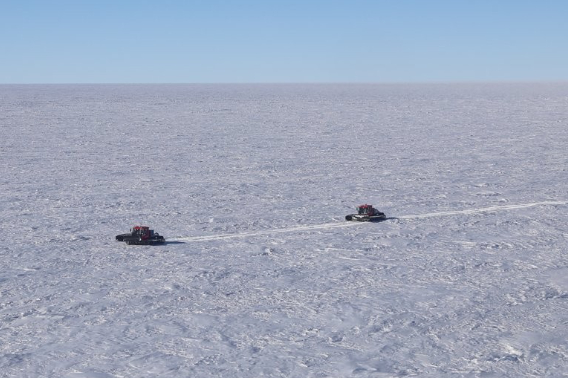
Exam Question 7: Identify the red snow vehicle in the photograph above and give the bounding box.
[116,226,165,245]
[345,204,386,222]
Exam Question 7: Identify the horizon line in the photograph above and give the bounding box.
[2,80,568,86]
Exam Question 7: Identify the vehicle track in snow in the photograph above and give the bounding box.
[170,200,567,243]
[397,200,568,220]
[170,221,362,242]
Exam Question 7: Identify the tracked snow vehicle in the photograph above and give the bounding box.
[116,226,165,245]
[345,204,386,222]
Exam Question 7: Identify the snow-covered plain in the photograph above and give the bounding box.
[1,83,568,377]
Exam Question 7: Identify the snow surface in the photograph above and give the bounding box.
[1,83,568,377]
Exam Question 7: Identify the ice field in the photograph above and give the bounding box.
[1,83,568,377]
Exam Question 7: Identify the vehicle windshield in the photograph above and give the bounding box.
[358,206,370,214]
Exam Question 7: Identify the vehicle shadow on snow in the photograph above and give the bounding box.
[367,217,397,223]
[117,241,185,246]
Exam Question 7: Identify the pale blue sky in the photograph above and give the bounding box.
[1,0,567,83]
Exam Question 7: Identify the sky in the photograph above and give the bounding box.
[1,0,567,83]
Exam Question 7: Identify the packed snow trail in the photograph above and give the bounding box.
[170,221,362,242]
[170,200,567,243]
[397,200,568,220]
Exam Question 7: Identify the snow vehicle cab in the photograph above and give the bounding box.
[116,226,165,245]
[345,204,386,222]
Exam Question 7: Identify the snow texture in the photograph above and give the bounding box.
[1,83,568,377]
